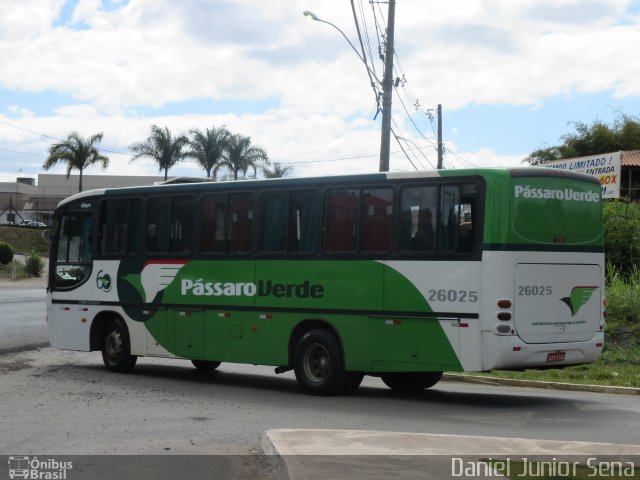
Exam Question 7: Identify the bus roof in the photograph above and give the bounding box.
[56,167,598,208]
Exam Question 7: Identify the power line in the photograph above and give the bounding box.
[391,128,418,170]
[0,148,43,157]
[0,119,64,143]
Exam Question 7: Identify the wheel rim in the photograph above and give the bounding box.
[104,329,122,362]
[303,342,330,383]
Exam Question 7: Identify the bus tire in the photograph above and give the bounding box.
[101,318,137,373]
[191,360,221,371]
[293,329,350,396]
[381,372,443,392]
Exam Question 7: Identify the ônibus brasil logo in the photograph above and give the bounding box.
[560,286,598,317]
[8,456,73,480]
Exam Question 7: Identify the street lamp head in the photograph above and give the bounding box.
[303,10,319,21]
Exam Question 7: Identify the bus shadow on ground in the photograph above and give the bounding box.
[77,362,575,411]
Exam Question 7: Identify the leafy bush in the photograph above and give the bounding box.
[603,200,640,275]
[25,250,44,277]
[0,241,14,265]
[606,264,640,334]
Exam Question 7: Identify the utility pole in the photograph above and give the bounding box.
[378,0,396,173]
[437,104,443,169]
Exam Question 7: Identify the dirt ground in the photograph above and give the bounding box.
[0,254,48,289]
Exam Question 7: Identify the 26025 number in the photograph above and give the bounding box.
[518,285,552,296]
[428,289,478,303]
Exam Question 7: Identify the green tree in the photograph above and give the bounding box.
[187,126,230,179]
[525,115,640,165]
[261,162,293,178]
[129,125,189,180]
[43,132,109,192]
[215,134,269,180]
[604,200,640,275]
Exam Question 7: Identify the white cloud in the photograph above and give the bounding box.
[0,0,637,182]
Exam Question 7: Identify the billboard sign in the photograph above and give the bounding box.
[543,151,621,198]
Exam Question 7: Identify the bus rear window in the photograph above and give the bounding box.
[512,177,602,244]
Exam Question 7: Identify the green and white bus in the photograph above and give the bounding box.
[47,168,605,395]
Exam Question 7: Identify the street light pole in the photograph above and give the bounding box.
[304,5,395,172]
[378,0,396,172]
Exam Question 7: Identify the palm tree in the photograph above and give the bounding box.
[187,126,230,179]
[129,125,189,180]
[215,134,269,180]
[43,132,109,192]
[261,162,294,178]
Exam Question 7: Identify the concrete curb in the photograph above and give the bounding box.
[442,373,640,395]
[263,430,640,480]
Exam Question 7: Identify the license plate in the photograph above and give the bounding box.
[547,351,566,362]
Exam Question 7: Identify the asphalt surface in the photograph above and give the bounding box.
[0,288,47,353]
[2,287,639,480]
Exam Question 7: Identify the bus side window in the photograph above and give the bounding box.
[457,183,477,253]
[288,190,318,253]
[200,194,226,253]
[127,199,142,254]
[325,189,359,252]
[439,186,460,252]
[362,188,393,252]
[146,197,170,253]
[438,183,477,254]
[260,191,288,252]
[169,195,195,254]
[101,199,127,254]
[399,185,437,253]
[227,193,253,253]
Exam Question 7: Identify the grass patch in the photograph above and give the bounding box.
[0,259,35,281]
[0,226,50,256]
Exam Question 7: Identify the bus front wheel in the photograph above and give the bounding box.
[101,318,137,373]
[381,372,443,392]
[293,329,360,396]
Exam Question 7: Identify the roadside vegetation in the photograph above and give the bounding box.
[0,226,50,256]
[484,200,640,388]
[0,227,50,281]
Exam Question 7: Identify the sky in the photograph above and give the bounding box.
[1,0,639,183]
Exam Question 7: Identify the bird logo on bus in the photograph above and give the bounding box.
[560,286,598,317]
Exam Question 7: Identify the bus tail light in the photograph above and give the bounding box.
[497,300,512,309]
[497,312,512,321]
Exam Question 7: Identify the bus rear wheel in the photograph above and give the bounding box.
[191,360,221,371]
[293,329,358,396]
[381,372,443,392]
[101,318,137,373]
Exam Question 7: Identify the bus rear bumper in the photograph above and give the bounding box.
[481,332,604,371]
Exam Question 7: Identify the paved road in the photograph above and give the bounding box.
[1,290,639,479]
[0,288,47,352]
[1,348,639,456]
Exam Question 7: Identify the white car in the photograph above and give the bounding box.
[19,220,47,227]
